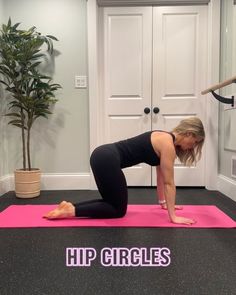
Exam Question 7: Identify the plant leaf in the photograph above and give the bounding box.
[12,22,21,30]
[11,123,27,130]
[46,35,58,41]
[7,118,23,123]
[5,113,22,118]
[0,80,10,87]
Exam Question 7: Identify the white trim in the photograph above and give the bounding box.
[217,174,236,202]
[97,0,210,6]
[232,156,236,178]
[87,1,106,151]
[0,173,91,195]
[205,0,220,190]
[87,0,103,189]
[41,173,91,190]
[87,0,100,154]
[0,174,14,196]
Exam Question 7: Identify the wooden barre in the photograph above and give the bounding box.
[201,75,236,95]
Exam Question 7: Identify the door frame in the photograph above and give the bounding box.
[87,0,220,190]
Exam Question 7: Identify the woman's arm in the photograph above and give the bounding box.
[156,166,183,210]
[159,142,195,225]
[156,166,166,204]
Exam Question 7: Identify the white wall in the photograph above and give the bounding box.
[1,0,90,175]
[0,0,3,22]
[218,0,236,201]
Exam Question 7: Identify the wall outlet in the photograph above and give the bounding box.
[75,76,87,88]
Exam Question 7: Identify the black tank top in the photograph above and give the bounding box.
[114,131,175,168]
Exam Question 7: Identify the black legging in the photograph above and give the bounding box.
[74,144,128,218]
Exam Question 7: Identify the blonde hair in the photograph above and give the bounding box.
[172,117,205,166]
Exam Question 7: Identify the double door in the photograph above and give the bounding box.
[101,5,207,186]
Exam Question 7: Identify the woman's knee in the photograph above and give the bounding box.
[90,146,102,167]
[114,206,127,218]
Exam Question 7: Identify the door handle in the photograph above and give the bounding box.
[153,107,160,114]
[144,107,151,114]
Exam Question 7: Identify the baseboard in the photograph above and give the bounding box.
[217,174,236,202]
[0,173,91,196]
[41,173,91,190]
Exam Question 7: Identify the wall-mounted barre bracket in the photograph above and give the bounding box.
[211,90,234,107]
[201,75,236,107]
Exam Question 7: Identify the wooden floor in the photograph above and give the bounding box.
[0,188,236,295]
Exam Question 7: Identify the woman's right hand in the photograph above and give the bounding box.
[171,216,196,225]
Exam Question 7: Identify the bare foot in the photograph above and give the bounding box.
[161,204,183,210]
[43,201,75,219]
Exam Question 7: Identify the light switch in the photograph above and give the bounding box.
[75,76,87,88]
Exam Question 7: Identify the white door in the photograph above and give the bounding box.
[102,5,207,186]
[152,6,207,186]
[103,7,153,185]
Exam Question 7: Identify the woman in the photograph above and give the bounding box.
[44,117,205,225]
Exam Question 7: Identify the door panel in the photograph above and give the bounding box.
[104,7,153,185]
[152,6,207,186]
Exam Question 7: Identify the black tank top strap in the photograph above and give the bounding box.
[169,132,176,142]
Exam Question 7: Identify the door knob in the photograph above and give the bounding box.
[153,107,160,114]
[144,107,151,114]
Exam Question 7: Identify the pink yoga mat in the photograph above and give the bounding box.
[0,205,235,228]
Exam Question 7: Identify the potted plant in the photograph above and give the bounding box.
[0,18,61,198]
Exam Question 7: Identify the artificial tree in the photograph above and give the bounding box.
[0,18,61,171]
